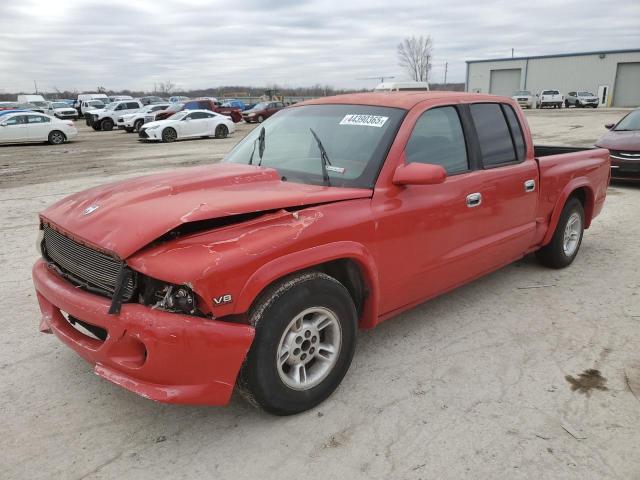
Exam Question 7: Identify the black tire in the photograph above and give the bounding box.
[101,118,114,131]
[536,197,585,269]
[214,124,228,139]
[238,272,357,415]
[133,119,144,132]
[48,130,66,145]
[161,127,177,143]
[257,115,264,123]
[565,100,570,108]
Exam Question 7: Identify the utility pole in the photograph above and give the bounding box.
[511,48,514,58]
[34,80,38,94]
[443,62,448,86]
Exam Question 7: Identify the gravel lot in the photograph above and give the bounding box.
[1,108,639,480]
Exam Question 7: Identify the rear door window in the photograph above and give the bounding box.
[405,106,468,175]
[501,105,526,161]
[469,103,517,167]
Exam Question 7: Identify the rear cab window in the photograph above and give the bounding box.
[469,103,526,167]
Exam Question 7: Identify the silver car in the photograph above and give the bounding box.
[565,91,599,108]
[511,90,534,109]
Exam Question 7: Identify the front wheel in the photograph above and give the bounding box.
[161,127,177,143]
[257,115,264,123]
[238,272,357,415]
[48,130,66,145]
[214,124,228,139]
[536,197,584,268]
[565,100,570,108]
[133,119,144,132]
[101,118,114,131]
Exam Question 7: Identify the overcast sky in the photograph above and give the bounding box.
[1,0,639,93]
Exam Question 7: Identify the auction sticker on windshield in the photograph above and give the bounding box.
[339,114,389,128]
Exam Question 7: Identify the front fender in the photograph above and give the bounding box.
[234,241,380,329]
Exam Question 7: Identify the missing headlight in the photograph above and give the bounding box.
[139,277,198,315]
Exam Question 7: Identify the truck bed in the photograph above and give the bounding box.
[533,145,610,244]
[534,145,595,157]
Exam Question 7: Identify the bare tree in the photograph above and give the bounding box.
[397,35,433,83]
[156,80,176,95]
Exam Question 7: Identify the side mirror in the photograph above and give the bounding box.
[393,163,447,186]
[604,123,614,130]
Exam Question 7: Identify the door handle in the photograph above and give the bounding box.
[524,179,536,192]
[466,192,482,208]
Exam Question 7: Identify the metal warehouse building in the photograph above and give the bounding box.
[465,49,640,107]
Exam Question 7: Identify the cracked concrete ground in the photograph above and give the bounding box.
[1,108,639,479]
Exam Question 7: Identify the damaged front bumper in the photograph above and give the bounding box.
[32,259,254,405]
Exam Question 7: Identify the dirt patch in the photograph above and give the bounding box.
[565,369,608,395]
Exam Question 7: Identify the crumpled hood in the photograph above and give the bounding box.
[596,130,640,151]
[40,163,371,259]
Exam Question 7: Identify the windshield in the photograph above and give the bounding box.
[513,91,531,96]
[31,101,48,107]
[578,91,595,97]
[614,110,640,131]
[224,104,405,188]
[103,102,117,110]
[251,102,269,110]
[51,102,68,108]
[168,111,189,121]
[88,100,104,107]
[542,90,559,95]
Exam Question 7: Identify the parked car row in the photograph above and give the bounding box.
[511,89,600,109]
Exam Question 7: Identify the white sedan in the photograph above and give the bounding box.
[0,111,77,145]
[138,109,235,143]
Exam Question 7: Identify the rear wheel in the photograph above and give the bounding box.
[536,197,584,269]
[161,127,177,143]
[48,130,66,145]
[238,272,357,415]
[215,124,228,139]
[101,118,114,131]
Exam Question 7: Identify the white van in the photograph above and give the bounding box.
[374,81,430,92]
[17,94,47,104]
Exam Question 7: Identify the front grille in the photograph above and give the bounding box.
[42,224,135,301]
[610,150,640,160]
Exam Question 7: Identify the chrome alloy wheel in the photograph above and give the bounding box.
[563,212,581,256]
[276,307,342,391]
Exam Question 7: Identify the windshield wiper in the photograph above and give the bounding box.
[247,126,266,166]
[257,127,266,166]
[309,128,332,187]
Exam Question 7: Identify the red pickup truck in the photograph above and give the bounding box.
[32,92,610,415]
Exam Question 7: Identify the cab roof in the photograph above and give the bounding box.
[299,91,510,110]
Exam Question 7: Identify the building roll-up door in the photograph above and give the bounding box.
[489,69,521,96]
[613,63,640,107]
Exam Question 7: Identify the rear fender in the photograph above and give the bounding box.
[234,241,380,329]
[541,179,594,246]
